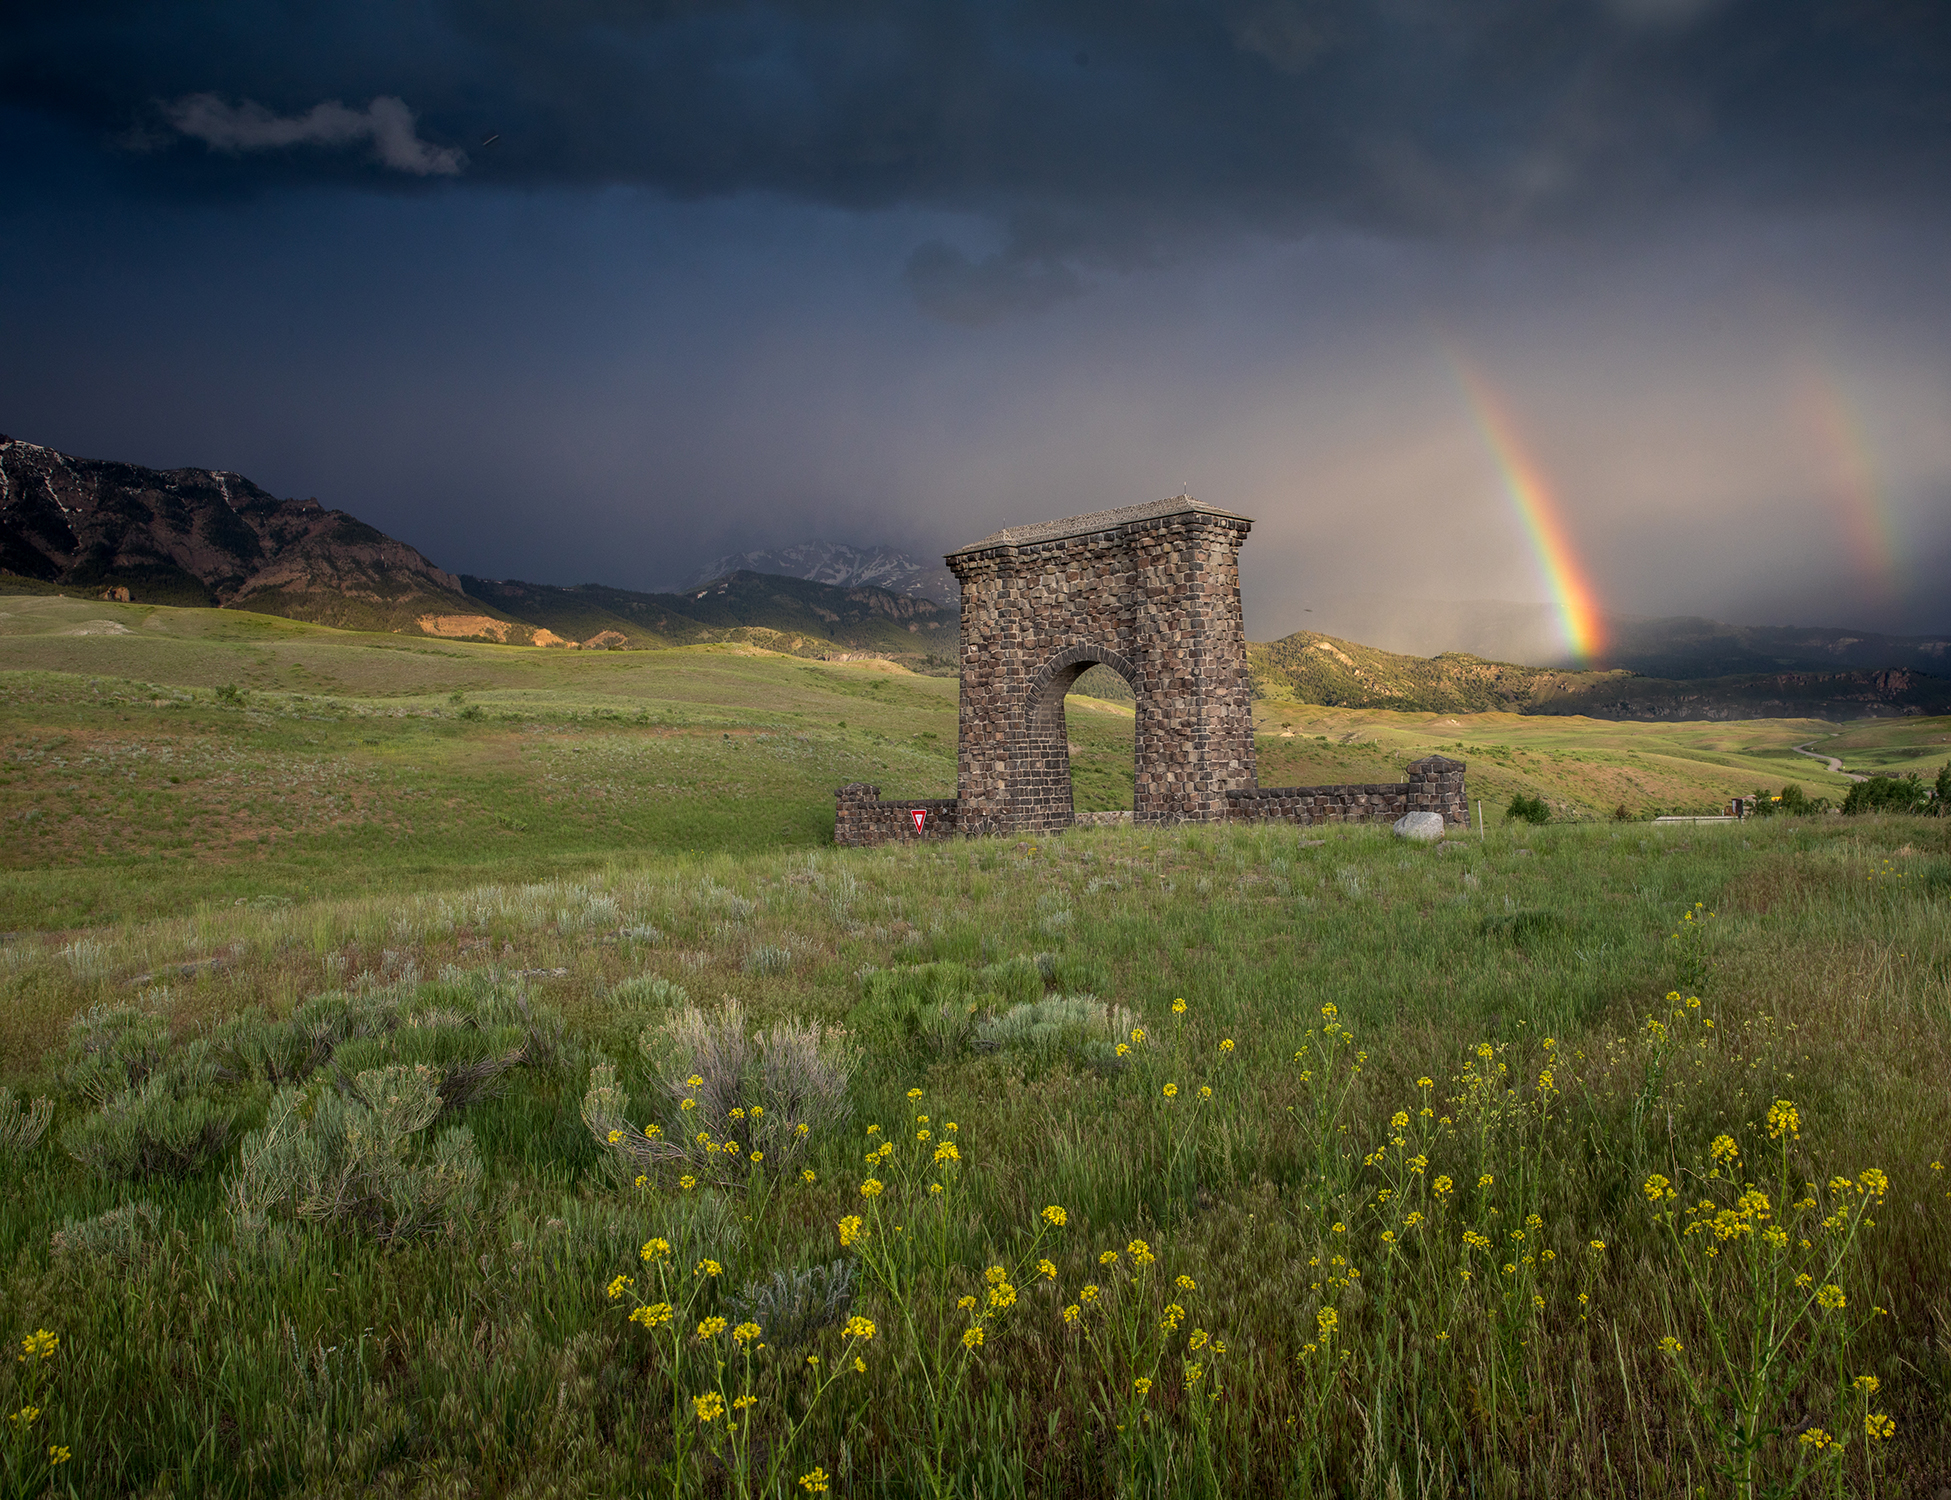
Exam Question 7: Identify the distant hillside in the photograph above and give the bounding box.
[460,571,956,659]
[0,434,545,640]
[0,435,956,662]
[1270,594,1951,679]
[686,541,958,606]
[1251,630,1951,720]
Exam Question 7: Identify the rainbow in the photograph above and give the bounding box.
[1447,353,1606,663]
[1800,366,1902,596]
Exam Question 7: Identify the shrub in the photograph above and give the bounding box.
[1840,773,1928,816]
[730,1259,857,1349]
[228,1064,483,1247]
[64,1003,172,1104]
[1505,792,1551,825]
[50,1200,163,1265]
[1932,760,1950,816]
[974,996,1139,1066]
[742,945,792,975]
[214,683,246,705]
[0,1086,54,1162]
[60,1005,238,1180]
[61,1076,238,1180]
[634,1001,855,1176]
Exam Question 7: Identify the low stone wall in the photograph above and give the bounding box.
[833,784,962,847]
[836,756,1466,844]
[1226,782,1412,823]
[1229,755,1468,828]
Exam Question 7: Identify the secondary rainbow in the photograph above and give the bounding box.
[1800,365,1902,596]
[1447,352,1605,662]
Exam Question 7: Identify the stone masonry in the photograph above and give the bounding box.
[832,496,1467,845]
[1226,755,1468,827]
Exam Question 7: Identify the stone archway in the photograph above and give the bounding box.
[946,497,1256,834]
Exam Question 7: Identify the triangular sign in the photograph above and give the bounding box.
[909,808,927,833]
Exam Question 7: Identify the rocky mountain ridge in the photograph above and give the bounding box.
[0,434,504,635]
[685,540,958,606]
[0,435,954,660]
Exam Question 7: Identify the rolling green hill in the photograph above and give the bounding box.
[1251,629,1951,720]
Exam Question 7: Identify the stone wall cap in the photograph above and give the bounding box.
[948,495,1251,559]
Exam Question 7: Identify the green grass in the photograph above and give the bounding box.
[3,591,1950,1497]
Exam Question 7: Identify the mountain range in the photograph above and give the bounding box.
[684,541,958,606]
[4,433,1947,719]
[0,435,953,660]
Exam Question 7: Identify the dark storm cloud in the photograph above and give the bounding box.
[11,0,1950,236]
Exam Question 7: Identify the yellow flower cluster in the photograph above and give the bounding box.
[18,1331,57,1362]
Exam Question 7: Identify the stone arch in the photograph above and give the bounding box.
[946,497,1257,835]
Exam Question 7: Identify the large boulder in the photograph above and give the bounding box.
[1393,811,1446,843]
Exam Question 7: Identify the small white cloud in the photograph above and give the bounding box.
[164,94,467,176]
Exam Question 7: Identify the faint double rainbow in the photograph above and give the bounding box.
[1797,365,1905,599]
[1445,350,1605,663]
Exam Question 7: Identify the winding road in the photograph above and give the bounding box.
[1791,741,1868,783]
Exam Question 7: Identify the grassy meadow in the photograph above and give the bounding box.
[3,588,1950,1497]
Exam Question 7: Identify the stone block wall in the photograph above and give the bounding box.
[833,784,962,848]
[1225,755,1469,828]
[837,757,1467,844]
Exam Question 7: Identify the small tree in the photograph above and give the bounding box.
[1505,792,1551,825]
[1839,773,1928,816]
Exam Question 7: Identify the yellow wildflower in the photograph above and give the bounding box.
[1129,1239,1156,1264]
[1038,1258,1058,1281]
[694,1391,726,1422]
[606,1275,634,1300]
[697,1316,728,1340]
[1163,1083,1178,1098]
[1864,1413,1895,1440]
[1220,1038,1234,1052]
[800,1467,830,1494]
[696,1259,723,1278]
[844,1315,877,1340]
[860,1178,886,1198]
[631,1302,674,1329]
[1041,1204,1067,1227]
[732,1321,762,1344]
[1133,1376,1152,1394]
[1173,998,1187,1013]
[962,1326,984,1349]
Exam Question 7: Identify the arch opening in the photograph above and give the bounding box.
[1025,646,1141,829]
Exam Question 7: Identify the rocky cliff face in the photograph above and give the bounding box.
[0,434,488,629]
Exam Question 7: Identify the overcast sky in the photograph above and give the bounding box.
[4,0,1948,637]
